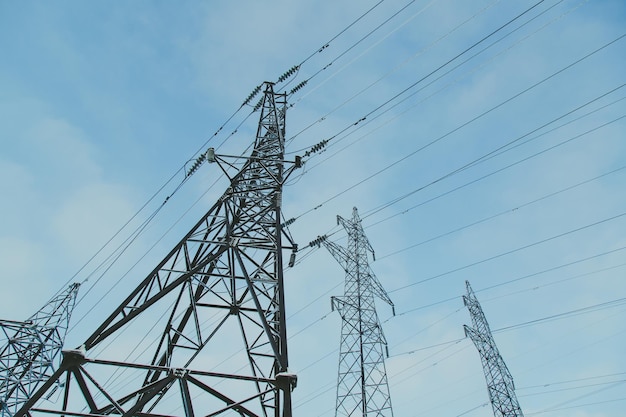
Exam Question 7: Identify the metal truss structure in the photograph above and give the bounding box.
[317,207,395,417]
[1,283,80,417]
[14,82,300,417]
[463,280,524,417]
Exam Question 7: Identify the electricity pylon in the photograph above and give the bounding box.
[314,207,395,417]
[0,283,80,417]
[463,280,524,417]
[14,82,300,417]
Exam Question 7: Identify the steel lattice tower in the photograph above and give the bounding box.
[15,82,300,417]
[463,280,524,417]
[0,283,80,417]
[316,207,394,417]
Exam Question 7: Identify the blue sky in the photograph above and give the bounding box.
[1,1,625,416]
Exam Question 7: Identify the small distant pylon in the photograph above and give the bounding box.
[463,280,524,417]
[0,283,80,417]
[316,207,395,417]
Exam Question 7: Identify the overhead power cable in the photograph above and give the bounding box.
[387,296,626,361]
[388,290,626,359]
[290,0,552,150]
[518,371,626,391]
[291,0,586,168]
[389,210,626,293]
[296,0,386,67]
[290,33,625,221]
[525,380,626,415]
[275,0,406,93]
[324,0,585,156]
[352,0,545,118]
[363,86,626,222]
[455,402,490,417]
[525,396,626,415]
[286,0,454,121]
[385,259,626,342]
[494,297,626,333]
[518,379,626,397]
[291,94,625,262]
[375,149,626,260]
[479,246,626,293]
[290,0,422,98]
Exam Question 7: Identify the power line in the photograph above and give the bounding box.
[287,0,496,148]
[294,138,626,275]
[363,87,626,223]
[293,0,419,90]
[372,129,624,258]
[524,396,626,415]
[292,0,587,173]
[389,210,626,293]
[296,0,387,68]
[290,33,625,221]
[525,380,626,415]
[518,371,626,391]
[493,297,626,334]
[292,0,553,157]
[519,379,626,397]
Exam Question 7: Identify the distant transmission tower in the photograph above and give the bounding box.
[0,283,80,417]
[15,82,300,417]
[463,280,524,417]
[314,207,395,417]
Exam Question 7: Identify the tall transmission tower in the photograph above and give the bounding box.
[463,280,524,417]
[15,82,300,417]
[0,283,80,417]
[314,207,395,417]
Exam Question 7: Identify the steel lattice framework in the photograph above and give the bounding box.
[1,283,80,417]
[14,82,299,417]
[463,280,524,417]
[317,207,394,417]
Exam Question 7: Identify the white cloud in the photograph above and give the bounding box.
[26,117,102,182]
[49,182,136,262]
[0,236,48,319]
[1,1,625,416]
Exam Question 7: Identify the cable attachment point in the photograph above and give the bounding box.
[289,80,308,95]
[186,148,216,177]
[253,96,264,112]
[288,245,298,268]
[281,218,296,228]
[304,139,329,157]
[205,147,216,163]
[186,154,206,177]
[277,65,300,83]
[308,235,327,248]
